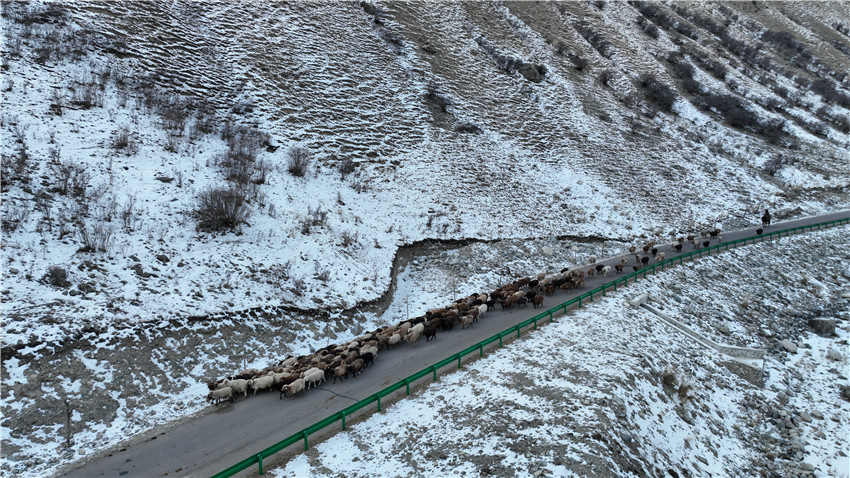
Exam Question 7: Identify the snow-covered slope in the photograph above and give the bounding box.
[275,226,850,478]
[1,1,849,476]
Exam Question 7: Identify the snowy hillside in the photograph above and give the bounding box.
[276,227,850,478]
[1,1,849,476]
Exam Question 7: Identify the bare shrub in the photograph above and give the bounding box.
[1,201,30,233]
[71,82,103,109]
[639,74,677,113]
[300,205,328,234]
[662,367,678,389]
[286,145,312,178]
[762,156,786,176]
[43,266,71,288]
[455,122,482,134]
[194,186,250,232]
[77,222,115,253]
[637,16,659,39]
[111,125,139,155]
[341,230,359,248]
[121,195,139,232]
[573,21,613,58]
[424,82,454,113]
[337,157,356,178]
[598,69,615,87]
[568,53,589,72]
[49,89,66,116]
[54,160,90,197]
[292,276,306,297]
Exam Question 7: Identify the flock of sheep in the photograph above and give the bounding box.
[206,228,727,405]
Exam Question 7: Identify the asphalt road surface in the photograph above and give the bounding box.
[60,210,849,478]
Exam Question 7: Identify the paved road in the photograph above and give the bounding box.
[60,211,849,478]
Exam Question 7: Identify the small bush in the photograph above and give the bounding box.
[286,145,312,177]
[71,83,103,109]
[455,122,482,134]
[573,21,613,58]
[424,82,454,113]
[77,222,115,253]
[195,186,250,232]
[300,205,328,234]
[637,16,659,39]
[54,160,90,197]
[598,69,615,87]
[111,125,139,155]
[568,53,589,72]
[762,156,786,176]
[338,157,356,178]
[341,230,359,248]
[43,266,71,288]
[49,89,66,116]
[639,74,677,113]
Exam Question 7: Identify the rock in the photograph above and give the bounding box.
[827,348,843,361]
[541,246,554,256]
[799,462,814,472]
[718,324,731,335]
[780,339,797,354]
[155,254,170,263]
[808,318,836,336]
[811,410,823,419]
[799,411,812,423]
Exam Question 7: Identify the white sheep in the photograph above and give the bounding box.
[223,378,248,398]
[657,252,665,263]
[405,327,423,345]
[302,368,325,389]
[279,356,297,368]
[206,386,234,405]
[601,266,611,277]
[281,378,305,399]
[477,304,488,318]
[388,333,401,349]
[248,375,275,396]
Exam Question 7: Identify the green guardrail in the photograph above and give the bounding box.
[211,216,849,478]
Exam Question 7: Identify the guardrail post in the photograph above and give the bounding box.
[457,354,462,368]
[589,292,593,303]
[377,393,381,412]
[578,296,582,308]
[533,318,537,330]
[499,333,503,347]
[479,343,483,357]
[432,366,437,381]
[549,311,553,323]
[258,453,264,475]
[405,379,410,396]
[516,326,521,338]
[602,284,606,297]
[302,431,309,451]
[341,411,347,430]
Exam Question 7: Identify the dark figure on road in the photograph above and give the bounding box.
[762,209,772,227]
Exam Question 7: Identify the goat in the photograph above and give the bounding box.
[615,264,624,274]
[601,265,611,277]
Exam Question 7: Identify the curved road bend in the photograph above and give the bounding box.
[61,210,849,478]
